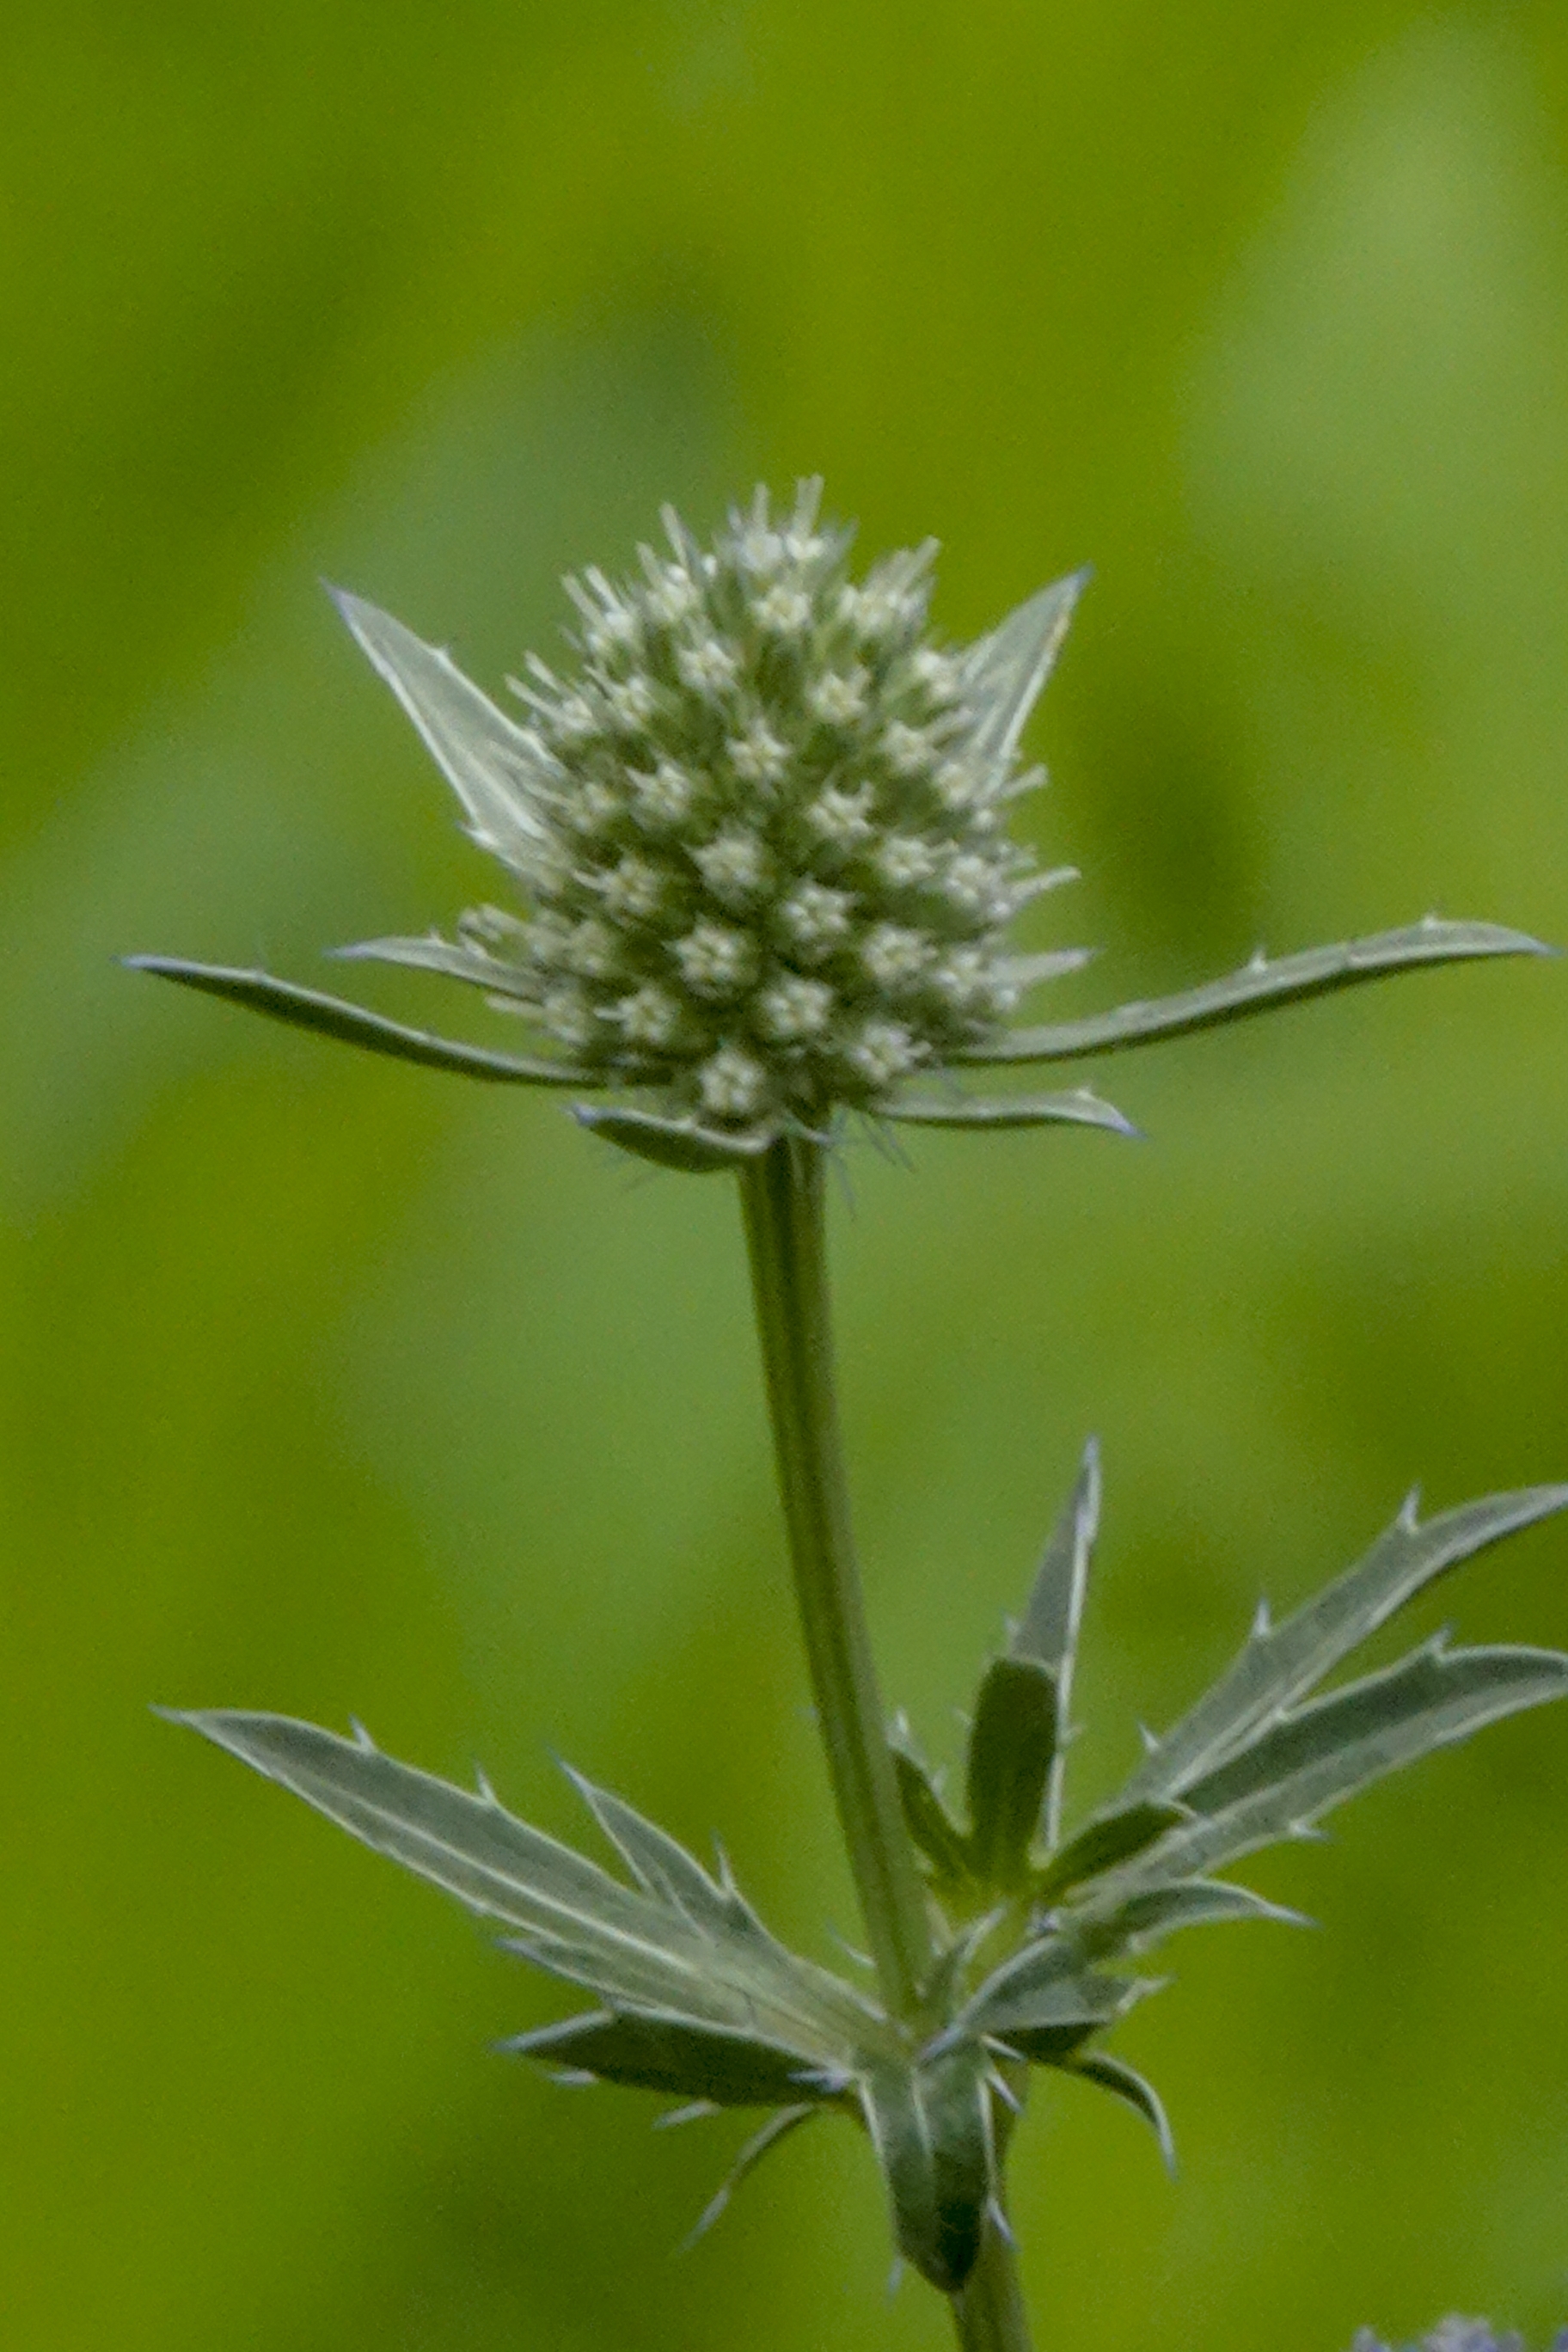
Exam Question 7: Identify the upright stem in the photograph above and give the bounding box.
[739,1136,929,2021]
[738,1136,1036,2352]
[953,2232,1035,2352]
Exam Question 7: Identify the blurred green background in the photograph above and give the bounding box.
[5,4,1568,2348]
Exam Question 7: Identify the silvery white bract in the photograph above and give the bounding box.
[168,1455,1568,2294]
[131,484,1547,1172]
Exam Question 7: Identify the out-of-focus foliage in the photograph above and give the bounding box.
[3,5,1568,2349]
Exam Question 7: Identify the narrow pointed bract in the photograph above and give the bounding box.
[1014,1438,1099,1846]
[124,959,597,1085]
[329,588,558,870]
[955,919,1552,1067]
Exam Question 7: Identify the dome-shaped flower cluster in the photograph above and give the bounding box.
[334,481,1084,1134]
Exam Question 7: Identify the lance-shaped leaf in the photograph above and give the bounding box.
[1031,1798,1186,1907]
[1091,1641,1568,1899]
[861,2039,997,2293]
[1014,1439,1100,1847]
[505,2009,844,2110]
[1064,2051,1176,2174]
[331,588,559,878]
[959,570,1088,769]
[965,1657,1059,1892]
[1078,1877,1307,1959]
[879,1088,1137,1136]
[571,1102,779,1173]
[125,959,597,1087]
[954,918,1552,1067]
[1116,1483,1568,1810]
[168,1712,885,2077]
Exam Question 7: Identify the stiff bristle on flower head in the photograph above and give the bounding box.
[331,482,1087,1136]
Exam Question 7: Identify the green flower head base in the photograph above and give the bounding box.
[129,482,1550,1172]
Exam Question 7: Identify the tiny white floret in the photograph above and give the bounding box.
[699,1045,767,1116]
[672,922,757,999]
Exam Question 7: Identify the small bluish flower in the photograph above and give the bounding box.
[1351,2321,1568,2351]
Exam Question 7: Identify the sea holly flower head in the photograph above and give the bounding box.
[128,481,1547,1172]
[334,481,1087,1140]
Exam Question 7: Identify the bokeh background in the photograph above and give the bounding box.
[5,4,1568,2348]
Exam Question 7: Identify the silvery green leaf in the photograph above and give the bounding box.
[1117,1484,1568,1810]
[889,1737,971,1886]
[861,2040,995,2292]
[331,588,557,875]
[168,1711,882,2070]
[1014,1439,1099,1846]
[505,2008,841,2110]
[957,919,1553,1066]
[684,2104,819,2245]
[1031,1799,1186,1906]
[1064,2051,1175,2173]
[125,959,594,1086]
[561,1769,752,1934]
[571,1102,778,1172]
[879,1088,1136,1136]
[946,1933,1139,2055]
[1080,1877,1307,1957]
[333,932,535,1001]
[965,1657,1059,1893]
[1089,1642,1568,1897]
[960,570,1087,769]
[557,1767,878,2037]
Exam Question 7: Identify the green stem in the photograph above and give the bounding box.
[738,1137,1036,2352]
[952,2231,1034,2352]
[739,1136,929,2021]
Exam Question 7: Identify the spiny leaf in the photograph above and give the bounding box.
[1080,1877,1308,1957]
[560,1769,753,1937]
[861,2041,996,2293]
[1032,1800,1186,1907]
[1014,1438,1099,1847]
[889,1737,971,1887]
[955,918,1553,1066]
[330,587,558,875]
[125,959,595,1087]
[1095,1643,1568,1896]
[879,1088,1137,1136]
[965,1657,1059,1892]
[959,569,1088,769]
[571,1102,778,1172]
[1117,1484,1568,1810]
[167,1711,882,2069]
[1065,2052,1175,2174]
[506,2010,842,2110]
[945,1934,1139,2055]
